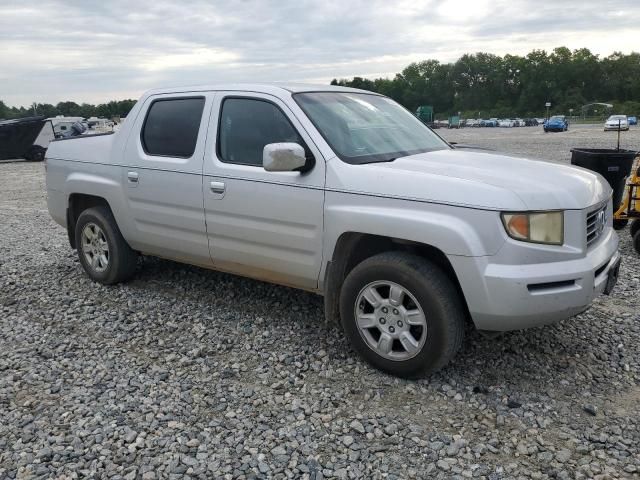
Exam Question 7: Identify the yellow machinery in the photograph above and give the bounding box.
[614,154,640,253]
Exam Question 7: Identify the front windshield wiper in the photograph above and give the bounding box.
[451,144,495,151]
[357,157,399,164]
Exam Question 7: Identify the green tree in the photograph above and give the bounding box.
[0,100,10,119]
[332,47,640,118]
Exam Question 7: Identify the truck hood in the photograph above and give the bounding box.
[327,149,610,211]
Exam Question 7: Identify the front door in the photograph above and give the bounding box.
[203,93,325,290]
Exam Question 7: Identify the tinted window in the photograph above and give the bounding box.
[218,98,305,166]
[142,97,205,158]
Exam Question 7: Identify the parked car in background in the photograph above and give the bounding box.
[499,119,515,128]
[604,115,630,131]
[481,119,498,127]
[465,118,480,127]
[45,83,620,377]
[49,116,86,138]
[524,118,539,126]
[544,115,568,132]
[86,117,115,133]
[628,116,637,126]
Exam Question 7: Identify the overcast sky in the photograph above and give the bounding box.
[1,0,639,107]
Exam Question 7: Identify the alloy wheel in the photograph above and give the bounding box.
[81,223,109,273]
[354,280,427,361]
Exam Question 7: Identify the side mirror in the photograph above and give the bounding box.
[263,143,307,172]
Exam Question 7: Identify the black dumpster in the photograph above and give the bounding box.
[570,148,636,212]
[0,116,47,160]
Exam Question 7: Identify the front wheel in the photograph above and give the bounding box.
[634,231,640,255]
[630,219,640,238]
[339,252,465,377]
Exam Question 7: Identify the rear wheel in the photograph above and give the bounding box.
[75,206,138,284]
[24,145,46,162]
[339,252,465,378]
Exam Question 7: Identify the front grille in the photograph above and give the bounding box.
[586,203,607,248]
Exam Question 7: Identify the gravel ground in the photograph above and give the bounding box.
[1,125,639,479]
[439,123,640,164]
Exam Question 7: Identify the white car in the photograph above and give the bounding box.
[604,115,629,131]
[498,119,515,127]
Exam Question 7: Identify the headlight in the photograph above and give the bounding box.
[501,211,564,245]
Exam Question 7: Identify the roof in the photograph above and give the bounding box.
[142,82,378,98]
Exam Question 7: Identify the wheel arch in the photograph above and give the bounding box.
[67,194,113,249]
[322,232,470,325]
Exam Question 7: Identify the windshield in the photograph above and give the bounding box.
[550,116,564,120]
[293,92,450,164]
[609,115,626,120]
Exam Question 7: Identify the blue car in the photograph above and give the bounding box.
[543,115,568,132]
[628,116,637,126]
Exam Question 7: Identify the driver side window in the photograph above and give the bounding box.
[218,97,306,166]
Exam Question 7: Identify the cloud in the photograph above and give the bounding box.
[1,0,638,106]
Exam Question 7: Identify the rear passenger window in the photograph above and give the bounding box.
[218,97,306,166]
[142,97,205,158]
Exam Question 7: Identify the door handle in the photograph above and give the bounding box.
[127,171,139,183]
[210,181,225,194]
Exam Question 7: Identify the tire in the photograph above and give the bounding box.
[74,206,138,284]
[339,252,465,378]
[634,231,640,255]
[630,219,640,238]
[613,219,628,231]
[23,145,46,162]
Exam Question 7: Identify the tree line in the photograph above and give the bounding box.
[0,99,137,121]
[331,47,640,119]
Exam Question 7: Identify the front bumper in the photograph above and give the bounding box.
[449,227,620,331]
[604,125,629,131]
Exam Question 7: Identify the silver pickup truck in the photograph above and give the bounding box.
[46,84,620,377]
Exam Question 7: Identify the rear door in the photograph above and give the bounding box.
[203,93,325,290]
[122,93,214,267]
